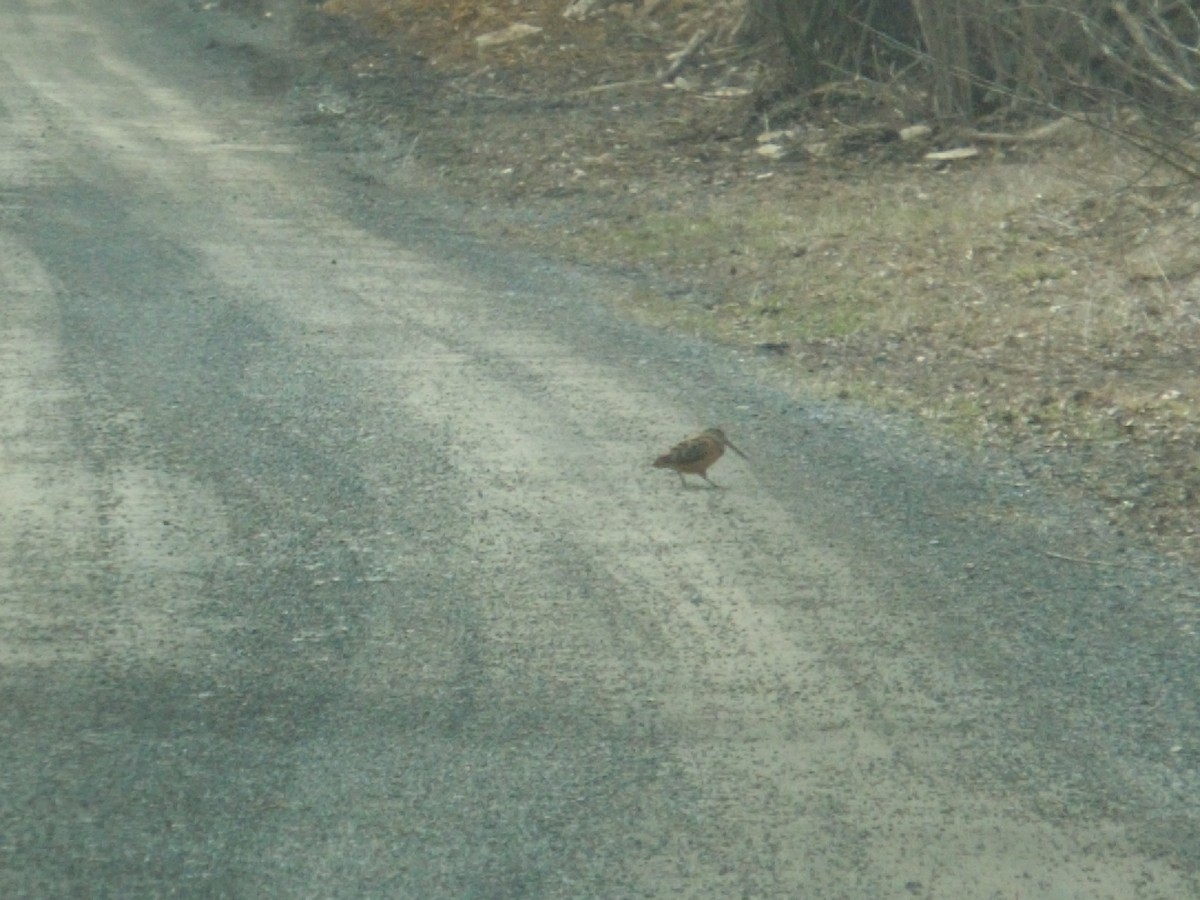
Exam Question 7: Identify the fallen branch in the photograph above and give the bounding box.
[961,116,1076,144]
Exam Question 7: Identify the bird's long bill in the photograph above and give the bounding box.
[722,436,749,459]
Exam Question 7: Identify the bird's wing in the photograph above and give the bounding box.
[668,437,715,465]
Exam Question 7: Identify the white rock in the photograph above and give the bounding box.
[900,124,932,142]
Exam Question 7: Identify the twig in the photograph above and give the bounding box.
[562,0,602,20]
[569,78,656,96]
[662,27,710,81]
[1043,550,1123,567]
[401,133,420,168]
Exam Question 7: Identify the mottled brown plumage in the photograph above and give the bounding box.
[653,427,748,487]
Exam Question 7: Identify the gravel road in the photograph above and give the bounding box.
[1,1,1197,897]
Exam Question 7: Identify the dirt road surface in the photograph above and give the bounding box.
[1,1,1197,897]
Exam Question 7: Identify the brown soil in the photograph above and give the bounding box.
[297,0,1200,559]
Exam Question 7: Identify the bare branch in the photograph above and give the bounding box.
[1112,0,1197,92]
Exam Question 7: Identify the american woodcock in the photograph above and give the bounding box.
[653,427,748,487]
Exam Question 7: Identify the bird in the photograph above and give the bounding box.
[653,427,748,487]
